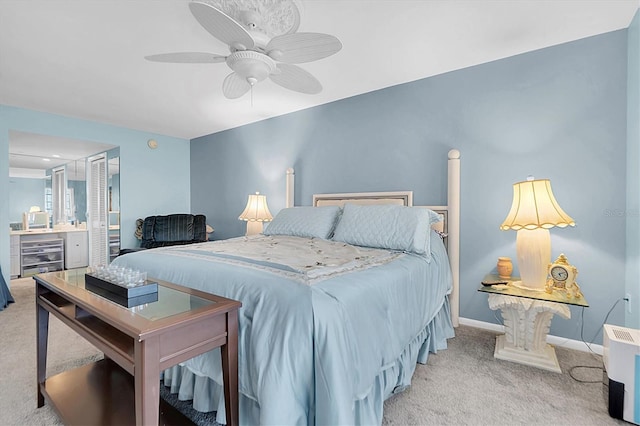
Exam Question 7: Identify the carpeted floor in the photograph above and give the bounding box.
[383,324,623,425]
[0,278,625,425]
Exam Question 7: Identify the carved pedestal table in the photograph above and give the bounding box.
[487,294,570,373]
[479,274,589,373]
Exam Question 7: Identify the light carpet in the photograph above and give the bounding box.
[0,278,624,425]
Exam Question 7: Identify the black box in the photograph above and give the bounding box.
[85,273,158,298]
[85,282,158,307]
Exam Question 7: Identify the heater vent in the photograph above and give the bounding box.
[611,327,635,343]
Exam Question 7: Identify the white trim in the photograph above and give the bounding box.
[459,317,603,355]
[447,149,460,327]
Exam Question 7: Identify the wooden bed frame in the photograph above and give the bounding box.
[283,149,461,327]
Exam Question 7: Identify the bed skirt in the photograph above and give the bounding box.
[162,296,455,425]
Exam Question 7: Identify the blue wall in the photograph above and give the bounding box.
[627,10,640,330]
[1,106,192,283]
[191,30,629,343]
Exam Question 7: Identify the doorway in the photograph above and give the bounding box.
[8,130,119,275]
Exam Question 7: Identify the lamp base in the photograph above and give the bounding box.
[245,221,264,236]
[516,228,551,291]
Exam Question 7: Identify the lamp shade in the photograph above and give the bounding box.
[500,179,575,231]
[238,192,273,222]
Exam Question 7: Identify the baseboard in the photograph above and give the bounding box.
[459,317,603,355]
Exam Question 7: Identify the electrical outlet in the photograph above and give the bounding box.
[626,293,632,314]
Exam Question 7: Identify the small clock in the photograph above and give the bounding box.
[546,254,581,298]
[550,264,570,282]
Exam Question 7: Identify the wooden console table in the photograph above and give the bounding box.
[35,268,241,425]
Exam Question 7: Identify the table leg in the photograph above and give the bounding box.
[221,311,239,426]
[36,284,49,408]
[134,336,160,426]
[488,294,570,373]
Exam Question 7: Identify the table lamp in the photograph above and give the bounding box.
[239,192,273,235]
[500,177,575,291]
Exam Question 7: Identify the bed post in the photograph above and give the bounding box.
[448,149,460,327]
[286,167,295,208]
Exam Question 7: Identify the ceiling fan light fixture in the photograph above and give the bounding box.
[268,49,284,61]
[226,50,276,83]
[205,0,300,39]
[230,42,248,52]
[147,1,341,98]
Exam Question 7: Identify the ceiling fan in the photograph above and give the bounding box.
[145,0,342,99]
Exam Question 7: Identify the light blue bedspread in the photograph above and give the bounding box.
[113,232,453,425]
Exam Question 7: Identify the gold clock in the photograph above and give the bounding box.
[546,254,581,298]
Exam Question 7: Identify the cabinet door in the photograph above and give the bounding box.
[10,235,20,278]
[66,232,89,269]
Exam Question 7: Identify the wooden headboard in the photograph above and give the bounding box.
[284,150,461,327]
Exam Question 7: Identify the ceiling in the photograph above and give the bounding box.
[1,0,638,144]
[9,131,117,179]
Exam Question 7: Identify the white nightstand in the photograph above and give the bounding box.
[479,274,589,373]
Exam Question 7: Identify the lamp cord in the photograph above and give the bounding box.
[569,365,603,383]
[580,298,622,354]
[569,298,624,383]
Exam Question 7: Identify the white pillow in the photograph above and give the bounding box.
[331,204,435,257]
[263,206,341,239]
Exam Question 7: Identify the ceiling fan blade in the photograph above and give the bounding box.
[223,72,252,99]
[269,64,322,94]
[144,52,227,63]
[189,2,255,51]
[266,33,342,64]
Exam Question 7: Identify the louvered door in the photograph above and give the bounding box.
[87,154,109,266]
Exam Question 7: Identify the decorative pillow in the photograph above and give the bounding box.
[263,206,341,239]
[134,218,144,240]
[427,209,442,225]
[331,204,435,257]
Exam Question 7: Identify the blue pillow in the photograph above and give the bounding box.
[263,206,341,239]
[331,204,434,256]
[427,209,442,225]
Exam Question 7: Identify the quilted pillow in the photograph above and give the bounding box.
[331,204,435,256]
[263,206,341,239]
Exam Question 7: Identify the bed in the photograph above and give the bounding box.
[112,150,461,425]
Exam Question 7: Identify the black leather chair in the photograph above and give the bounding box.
[138,213,207,248]
[120,214,208,255]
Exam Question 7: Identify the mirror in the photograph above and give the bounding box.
[8,131,119,273]
[67,159,87,225]
[51,166,67,226]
